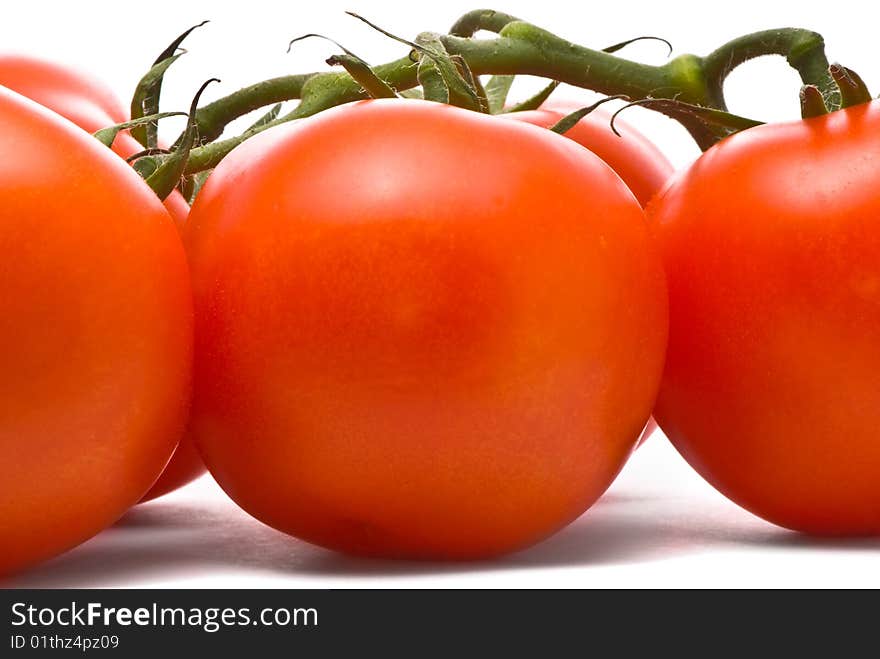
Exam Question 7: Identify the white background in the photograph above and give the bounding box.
[2,0,879,588]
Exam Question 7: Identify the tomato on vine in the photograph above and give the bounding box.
[188,99,668,559]
[0,55,207,502]
[0,88,192,575]
[650,100,880,535]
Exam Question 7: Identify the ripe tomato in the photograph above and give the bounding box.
[188,99,668,559]
[650,101,880,535]
[0,54,127,132]
[502,106,674,208]
[504,105,673,449]
[0,88,192,575]
[0,55,206,501]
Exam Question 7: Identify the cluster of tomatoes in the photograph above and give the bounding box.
[1,51,878,576]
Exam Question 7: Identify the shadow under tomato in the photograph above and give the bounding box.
[728,531,880,552]
[4,463,879,589]
[6,487,857,588]
[293,496,784,577]
[0,502,309,588]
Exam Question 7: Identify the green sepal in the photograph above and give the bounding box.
[612,98,763,151]
[549,95,630,134]
[484,75,515,113]
[328,54,397,99]
[131,154,162,179]
[603,36,672,57]
[93,112,186,147]
[345,13,482,111]
[413,32,482,111]
[417,56,448,103]
[289,33,397,100]
[130,21,209,148]
[145,79,219,201]
[178,169,212,204]
[450,54,488,112]
[829,64,872,108]
[799,85,828,118]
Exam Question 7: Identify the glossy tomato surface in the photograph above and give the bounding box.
[0,88,193,575]
[189,99,668,559]
[503,106,674,208]
[0,55,206,500]
[651,101,880,535]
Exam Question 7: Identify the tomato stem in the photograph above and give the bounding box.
[172,10,837,174]
[448,9,521,36]
[192,73,315,144]
[702,29,836,111]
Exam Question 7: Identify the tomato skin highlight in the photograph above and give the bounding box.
[650,101,880,535]
[189,99,668,559]
[0,88,193,574]
[502,107,674,208]
[0,55,206,501]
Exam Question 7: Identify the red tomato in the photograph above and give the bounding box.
[503,106,672,449]
[188,99,668,559]
[502,106,674,208]
[0,88,192,575]
[0,54,127,132]
[0,55,206,501]
[650,101,880,535]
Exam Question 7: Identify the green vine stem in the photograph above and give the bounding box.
[702,28,837,110]
[177,9,836,174]
[193,73,313,143]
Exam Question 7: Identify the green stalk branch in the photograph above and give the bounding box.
[449,9,521,36]
[702,28,836,110]
[193,73,315,143]
[177,9,839,174]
